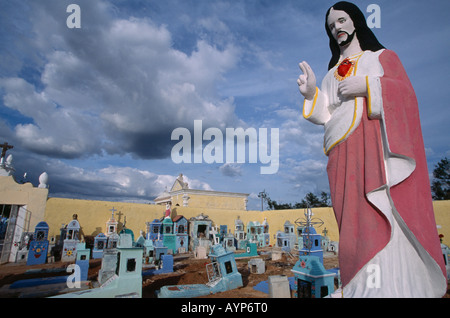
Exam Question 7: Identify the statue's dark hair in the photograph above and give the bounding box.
[325,1,384,70]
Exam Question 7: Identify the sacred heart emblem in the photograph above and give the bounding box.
[337,58,353,77]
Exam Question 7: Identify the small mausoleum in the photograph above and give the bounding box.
[105,208,118,236]
[234,216,246,249]
[189,213,213,252]
[173,215,188,254]
[219,225,227,239]
[27,221,49,265]
[296,208,325,264]
[92,233,107,259]
[247,221,264,247]
[54,238,143,298]
[143,238,155,264]
[61,214,82,262]
[291,255,336,298]
[107,232,119,249]
[156,244,243,298]
[299,226,323,264]
[276,220,297,252]
[146,219,162,243]
[162,216,176,254]
[75,242,90,281]
[222,230,236,252]
[119,218,135,246]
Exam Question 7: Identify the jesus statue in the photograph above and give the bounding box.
[297,1,447,297]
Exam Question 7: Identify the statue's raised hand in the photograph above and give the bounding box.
[297,61,316,100]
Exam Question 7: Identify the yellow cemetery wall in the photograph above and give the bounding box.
[434,200,450,244]
[0,175,48,231]
[43,197,450,245]
[170,192,247,210]
[43,197,338,242]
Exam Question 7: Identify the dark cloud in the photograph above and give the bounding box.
[1,0,241,161]
[219,163,242,177]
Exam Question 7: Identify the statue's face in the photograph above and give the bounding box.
[327,8,355,46]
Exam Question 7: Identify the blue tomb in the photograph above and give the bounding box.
[107,232,119,249]
[75,242,90,281]
[234,216,246,250]
[143,238,155,263]
[222,231,236,252]
[162,217,176,254]
[246,221,261,246]
[295,208,325,264]
[219,225,228,242]
[142,254,173,276]
[27,221,49,265]
[92,233,107,259]
[291,255,336,298]
[61,215,81,262]
[173,215,189,253]
[297,226,306,251]
[146,218,162,242]
[276,220,297,252]
[145,215,188,254]
[299,226,323,264]
[119,227,135,246]
[247,221,269,247]
[154,240,168,262]
[157,244,243,298]
[135,231,146,248]
[234,242,258,259]
[189,213,213,253]
[54,245,143,298]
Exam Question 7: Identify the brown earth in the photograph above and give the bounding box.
[0,249,447,298]
[141,248,340,298]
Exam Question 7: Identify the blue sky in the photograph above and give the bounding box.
[1,0,449,210]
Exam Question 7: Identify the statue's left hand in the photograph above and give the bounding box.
[338,76,367,98]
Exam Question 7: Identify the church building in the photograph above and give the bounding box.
[154,174,249,211]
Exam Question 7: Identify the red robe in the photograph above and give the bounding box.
[326,50,446,292]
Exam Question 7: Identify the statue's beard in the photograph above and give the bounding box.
[338,31,356,47]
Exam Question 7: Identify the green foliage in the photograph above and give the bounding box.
[431,157,450,200]
[258,190,331,210]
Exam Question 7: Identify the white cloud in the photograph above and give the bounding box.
[282,158,329,196]
[0,77,103,158]
[181,174,214,191]
[24,156,214,202]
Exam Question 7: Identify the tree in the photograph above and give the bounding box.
[258,190,331,210]
[431,157,450,200]
[320,191,331,207]
[296,192,331,208]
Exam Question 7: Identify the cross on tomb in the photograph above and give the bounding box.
[0,142,13,160]
[109,207,117,218]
